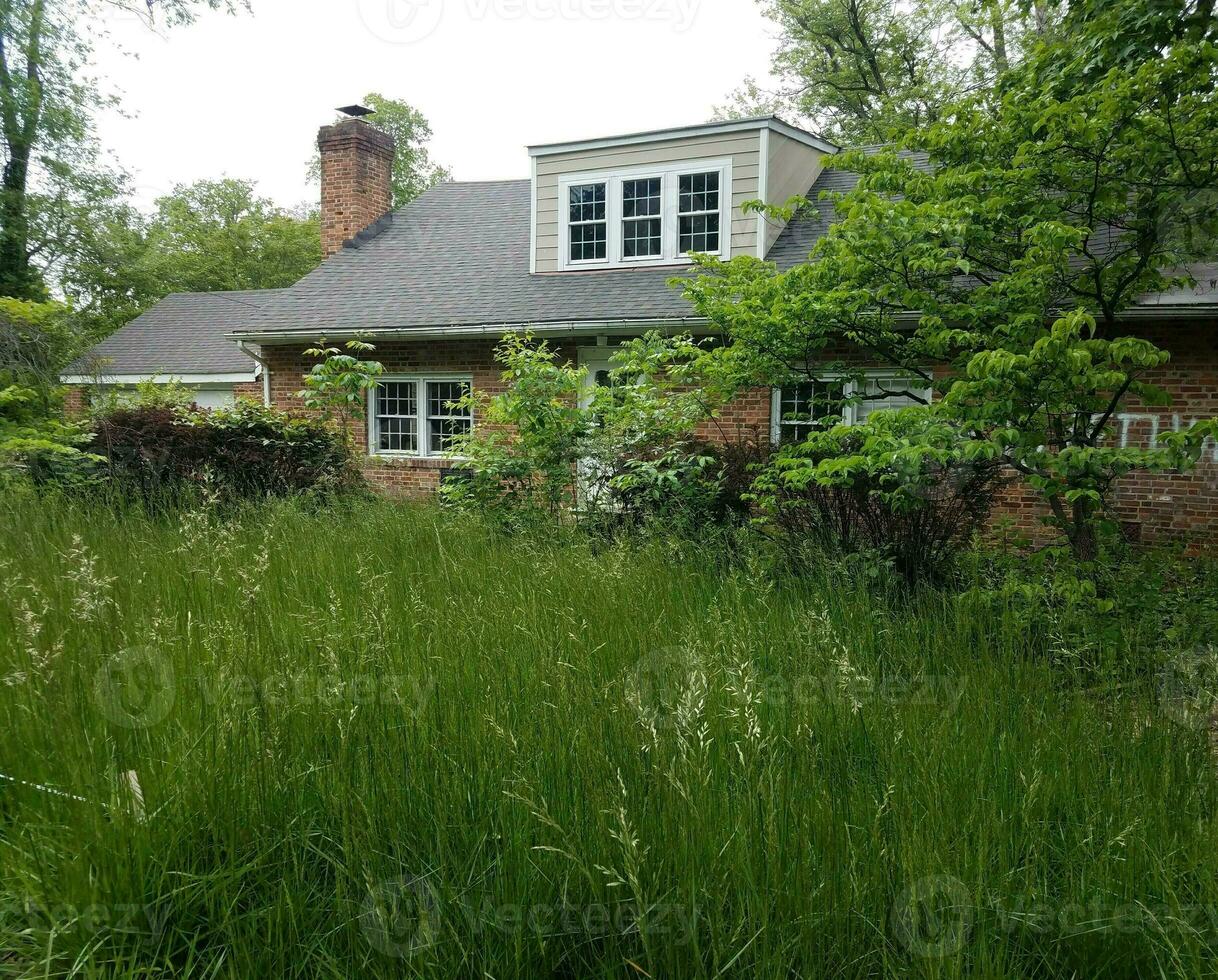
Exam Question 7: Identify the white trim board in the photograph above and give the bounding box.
[529,116,838,157]
[60,371,257,385]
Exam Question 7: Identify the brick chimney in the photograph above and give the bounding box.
[317,118,396,258]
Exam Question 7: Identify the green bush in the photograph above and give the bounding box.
[95,401,362,499]
[753,408,1007,583]
[0,384,104,491]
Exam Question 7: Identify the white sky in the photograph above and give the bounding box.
[93,0,781,212]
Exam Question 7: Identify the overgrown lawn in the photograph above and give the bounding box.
[1,495,1217,978]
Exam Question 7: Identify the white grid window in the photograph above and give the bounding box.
[772,374,933,443]
[622,177,662,259]
[678,171,721,254]
[569,183,607,262]
[558,157,731,270]
[371,378,473,457]
[375,381,419,453]
[775,380,846,444]
[426,381,473,454]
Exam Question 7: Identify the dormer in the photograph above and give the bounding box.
[528,116,836,275]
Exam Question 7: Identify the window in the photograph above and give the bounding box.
[621,178,662,259]
[772,373,933,443]
[426,380,472,454]
[855,376,932,423]
[569,183,607,262]
[371,377,472,457]
[559,158,731,270]
[375,381,419,453]
[678,171,721,254]
[775,380,846,444]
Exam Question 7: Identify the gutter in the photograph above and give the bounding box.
[228,317,715,346]
[236,340,272,407]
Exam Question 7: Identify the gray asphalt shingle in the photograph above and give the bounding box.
[67,290,282,376]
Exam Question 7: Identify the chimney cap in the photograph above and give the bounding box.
[337,104,376,119]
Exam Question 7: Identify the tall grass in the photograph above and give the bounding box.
[1,493,1217,978]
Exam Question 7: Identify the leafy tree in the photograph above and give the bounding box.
[0,0,248,300]
[296,337,383,451]
[0,295,74,406]
[61,178,321,340]
[308,93,450,210]
[720,0,1059,143]
[687,0,1218,559]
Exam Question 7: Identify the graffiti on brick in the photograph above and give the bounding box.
[1111,413,1218,464]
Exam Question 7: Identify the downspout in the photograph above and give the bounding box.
[236,340,272,407]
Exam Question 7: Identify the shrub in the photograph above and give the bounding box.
[95,401,361,499]
[0,384,104,491]
[752,408,1007,583]
[607,435,767,531]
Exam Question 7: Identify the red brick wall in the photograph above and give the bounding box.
[232,380,263,403]
[265,339,577,496]
[317,119,395,259]
[263,320,1218,547]
[990,320,1218,547]
[63,385,88,418]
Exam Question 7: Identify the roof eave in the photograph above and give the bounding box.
[230,317,714,345]
[528,117,838,158]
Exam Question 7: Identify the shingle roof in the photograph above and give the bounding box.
[243,156,939,339]
[246,181,702,336]
[67,290,282,377]
[767,151,933,268]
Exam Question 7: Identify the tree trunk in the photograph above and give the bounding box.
[0,140,35,298]
[1069,500,1099,562]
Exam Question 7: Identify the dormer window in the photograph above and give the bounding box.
[557,157,732,271]
[678,172,721,254]
[568,183,608,262]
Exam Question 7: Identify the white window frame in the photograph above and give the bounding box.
[558,157,733,271]
[770,371,935,444]
[368,374,474,458]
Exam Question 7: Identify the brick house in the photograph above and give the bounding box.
[66,112,1218,543]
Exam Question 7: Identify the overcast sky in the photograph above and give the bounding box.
[93,0,781,211]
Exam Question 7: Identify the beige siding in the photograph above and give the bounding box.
[534,131,762,273]
[763,132,826,256]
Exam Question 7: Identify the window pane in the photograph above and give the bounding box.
[428,381,471,418]
[855,379,932,422]
[679,213,720,254]
[779,381,845,443]
[623,217,662,258]
[377,381,417,418]
[378,416,418,453]
[622,178,661,218]
[569,183,606,222]
[570,222,607,262]
[429,417,472,454]
[679,171,720,215]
